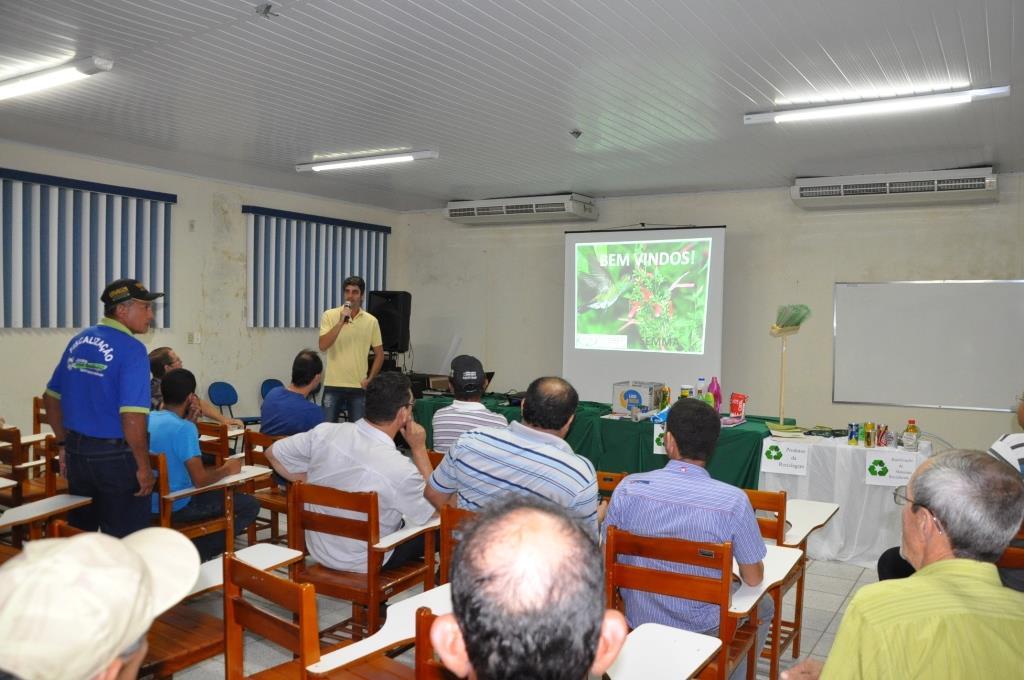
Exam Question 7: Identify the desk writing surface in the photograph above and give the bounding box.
[0,494,92,530]
[309,584,452,674]
[413,396,770,488]
[730,544,802,615]
[606,622,721,680]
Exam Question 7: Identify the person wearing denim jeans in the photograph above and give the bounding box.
[44,278,162,538]
[318,276,384,423]
[150,368,260,561]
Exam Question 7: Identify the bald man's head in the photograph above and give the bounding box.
[522,376,578,431]
[448,497,606,680]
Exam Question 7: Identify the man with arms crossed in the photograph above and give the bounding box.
[783,449,1024,680]
[431,496,627,680]
[44,278,160,537]
[147,346,243,427]
[265,372,436,572]
[424,376,600,533]
[603,398,770,680]
[318,275,383,423]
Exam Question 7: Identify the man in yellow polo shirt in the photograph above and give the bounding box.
[783,449,1024,679]
[318,275,384,423]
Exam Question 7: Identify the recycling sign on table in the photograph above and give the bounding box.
[863,449,917,487]
[653,424,667,455]
[760,438,808,476]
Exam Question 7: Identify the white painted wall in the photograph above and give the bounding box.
[0,139,399,431]
[393,178,1024,450]
[3,138,1020,451]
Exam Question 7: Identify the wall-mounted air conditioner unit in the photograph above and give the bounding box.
[445,193,598,224]
[791,168,997,209]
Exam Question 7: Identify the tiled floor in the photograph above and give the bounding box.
[177,553,877,679]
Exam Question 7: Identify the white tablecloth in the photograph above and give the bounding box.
[759,438,932,568]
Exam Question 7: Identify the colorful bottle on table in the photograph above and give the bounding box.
[708,377,722,412]
[902,419,920,451]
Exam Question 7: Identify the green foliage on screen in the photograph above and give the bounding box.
[575,238,712,353]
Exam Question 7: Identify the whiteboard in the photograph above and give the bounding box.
[833,281,1024,412]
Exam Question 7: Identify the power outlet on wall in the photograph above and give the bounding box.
[187,332,202,344]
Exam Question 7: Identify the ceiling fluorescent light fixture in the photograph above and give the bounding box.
[296,150,438,172]
[744,86,1009,125]
[0,56,113,102]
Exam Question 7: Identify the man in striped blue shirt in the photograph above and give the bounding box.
[603,398,769,680]
[424,377,601,534]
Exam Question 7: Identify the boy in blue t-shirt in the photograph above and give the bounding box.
[149,368,259,561]
[260,349,325,435]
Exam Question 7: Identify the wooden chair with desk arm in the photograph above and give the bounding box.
[0,427,64,529]
[197,420,234,466]
[48,519,304,680]
[287,481,438,642]
[744,488,797,680]
[241,430,287,545]
[604,525,759,680]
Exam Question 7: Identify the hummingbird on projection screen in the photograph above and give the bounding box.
[578,267,631,312]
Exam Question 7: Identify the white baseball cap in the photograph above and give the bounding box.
[0,528,200,680]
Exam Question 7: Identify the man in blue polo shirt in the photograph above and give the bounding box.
[44,278,161,537]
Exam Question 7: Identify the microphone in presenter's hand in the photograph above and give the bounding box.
[342,301,352,321]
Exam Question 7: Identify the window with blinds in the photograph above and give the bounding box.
[243,206,389,328]
[0,168,175,329]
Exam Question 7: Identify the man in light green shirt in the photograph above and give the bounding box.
[784,449,1024,680]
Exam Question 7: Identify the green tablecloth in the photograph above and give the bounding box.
[413,395,774,489]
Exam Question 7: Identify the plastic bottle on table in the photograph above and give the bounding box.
[696,377,706,400]
[902,419,920,451]
[708,377,722,412]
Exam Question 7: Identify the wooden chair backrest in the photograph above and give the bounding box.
[242,430,284,467]
[439,505,478,584]
[596,470,627,497]
[242,430,284,492]
[197,421,231,466]
[414,607,453,679]
[0,425,27,465]
[0,426,42,504]
[32,396,49,435]
[224,553,320,679]
[148,452,172,526]
[288,482,381,573]
[427,450,445,470]
[605,526,736,641]
[745,488,788,544]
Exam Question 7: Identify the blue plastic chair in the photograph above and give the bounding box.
[261,378,284,400]
[208,381,261,426]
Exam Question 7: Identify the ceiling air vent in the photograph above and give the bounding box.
[445,193,598,224]
[792,168,996,208]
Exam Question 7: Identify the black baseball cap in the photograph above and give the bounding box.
[101,278,164,306]
[450,355,486,394]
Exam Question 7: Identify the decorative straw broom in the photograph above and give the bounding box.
[770,304,811,424]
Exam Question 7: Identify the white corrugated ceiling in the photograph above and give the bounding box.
[0,0,1020,210]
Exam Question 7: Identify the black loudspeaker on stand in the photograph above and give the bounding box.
[367,291,411,353]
